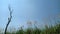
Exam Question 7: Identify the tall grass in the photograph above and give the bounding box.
[3,21,60,34]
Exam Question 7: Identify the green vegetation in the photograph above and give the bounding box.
[3,21,60,34]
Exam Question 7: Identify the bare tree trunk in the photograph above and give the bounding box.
[4,5,13,34]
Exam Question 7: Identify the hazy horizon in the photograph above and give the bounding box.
[0,0,60,31]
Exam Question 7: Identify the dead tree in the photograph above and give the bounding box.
[4,5,13,34]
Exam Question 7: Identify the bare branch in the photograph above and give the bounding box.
[4,5,13,34]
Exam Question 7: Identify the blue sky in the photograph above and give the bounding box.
[0,0,60,30]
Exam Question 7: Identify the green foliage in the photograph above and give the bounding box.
[0,21,60,34]
[15,22,60,34]
[16,29,24,34]
[5,23,60,34]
